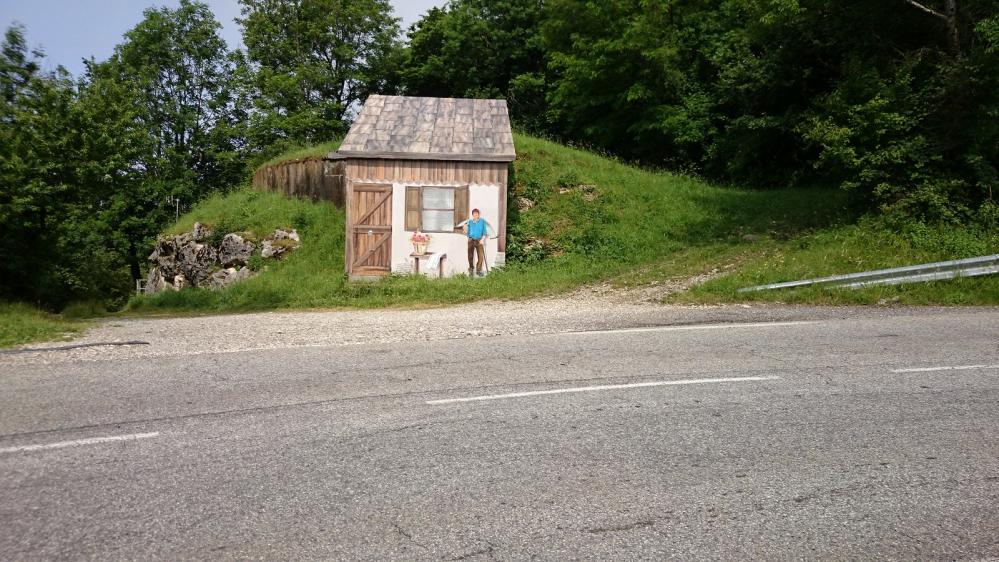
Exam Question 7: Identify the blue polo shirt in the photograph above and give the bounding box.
[467,218,487,240]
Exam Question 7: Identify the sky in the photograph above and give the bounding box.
[0,0,443,77]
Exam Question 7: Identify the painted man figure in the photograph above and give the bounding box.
[466,208,487,276]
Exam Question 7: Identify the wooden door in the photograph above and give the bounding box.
[347,183,393,278]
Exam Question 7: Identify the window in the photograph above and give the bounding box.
[422,187,454,232]
[405,185,469,233]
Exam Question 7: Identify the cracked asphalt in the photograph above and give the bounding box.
[0,304,998,560]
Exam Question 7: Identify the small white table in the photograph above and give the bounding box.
[411,253,446,277]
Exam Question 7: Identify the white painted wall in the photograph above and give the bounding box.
[390,182,502,277]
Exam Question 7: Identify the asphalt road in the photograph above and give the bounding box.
[1,308,997,560]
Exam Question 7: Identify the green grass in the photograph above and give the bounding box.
[130,184,631,311]
[128,133,998,313]
[0,303,88,348]
[255,139,343,169]
[667,219,999,306]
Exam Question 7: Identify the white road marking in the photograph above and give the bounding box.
[0,432,161,454]
[427,376,781,405]
[567,321,818,336]
[891,364,999,373]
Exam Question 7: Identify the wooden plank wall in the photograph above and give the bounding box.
[344,158,509,251]
[252,158,346,208]
[344,159,507,186]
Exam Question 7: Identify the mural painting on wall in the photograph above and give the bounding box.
[458,209,497,277]
[410,205,497,277]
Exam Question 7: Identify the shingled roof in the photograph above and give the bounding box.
[333,95,516,162]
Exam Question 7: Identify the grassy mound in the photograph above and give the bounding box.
[669,219,999,305]
[128,133,998,313]
[0,303,87,348]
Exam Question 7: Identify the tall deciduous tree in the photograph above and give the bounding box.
[237,0,403,149]
[542,0,998,221]
[400,0,548,130]
[2,3,248,308]
[0,24,84,304]
[101,0,244,196]
[87,0,245,280]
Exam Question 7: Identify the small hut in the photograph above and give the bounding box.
[331,95,515,280]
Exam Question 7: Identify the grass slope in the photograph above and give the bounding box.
[129,134,998,313]
[0,303,87,348]
[670,219,999,305]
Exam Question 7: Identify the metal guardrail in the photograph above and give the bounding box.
[738,254,999,293]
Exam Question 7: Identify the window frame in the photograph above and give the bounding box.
[405,184,469,234]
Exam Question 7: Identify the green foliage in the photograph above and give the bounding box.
[0,25,136,308]
[7,0,999,314]
[544,0,998,220]
[977,201,999,230]
[167,189,315,237]
[399,0,548,129]
[237,0,403,148]
[291,208,313,231]
[105,0,245,193]
[207,215,241,247]
[132,135,998,313]
[60,300,109,319]
[509,136,851,264]
[1,3,246,310]
[399,0,998,223]
[674,217,999,306]
[0,302,87,348]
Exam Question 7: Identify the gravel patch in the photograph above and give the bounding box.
[1,289,993,366]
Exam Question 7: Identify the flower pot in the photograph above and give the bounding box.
[413,242,428,255]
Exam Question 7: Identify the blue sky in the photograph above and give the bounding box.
[0,0,443,76]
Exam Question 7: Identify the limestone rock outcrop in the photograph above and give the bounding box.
[144,222,300,295]
[177,242,217,287]
[145,267,168,294]
[209,266,254,289]
[260,228,301,259]
[218,233,255,268]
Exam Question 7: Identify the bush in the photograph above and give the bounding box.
[61,300,109,319]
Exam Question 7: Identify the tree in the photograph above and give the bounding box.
[789,0,999,220]
[542,0,998,221]
[1,3,249,308]
[0,24,84,304]
[74,60,160,285]
[86,0,245,280]
[237,0,403,149]
[904,0,960,52]
[103,0,245,195]
[400,0,548,130]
